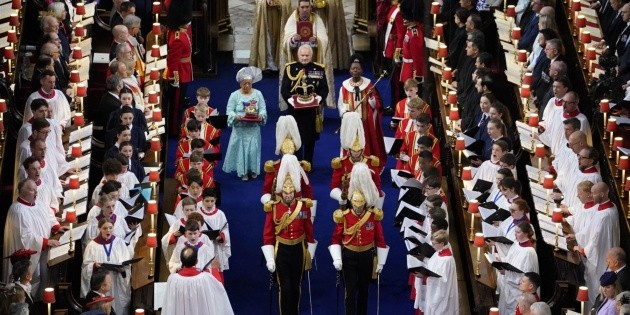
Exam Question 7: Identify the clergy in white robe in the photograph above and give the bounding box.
[574,182,620,303]
[498,222,539,315]
[421,230,459,315]
[23,156,62,214]
[18,104,67,175]
[24,70,72,128]
[555,147,602,207]
[81,219,132,315]
[538,92,591,154]
[2,179,65,300]
[197,198,231,271]
[168,220,214,274]
[161,247,234,315]
[563,180,596,234]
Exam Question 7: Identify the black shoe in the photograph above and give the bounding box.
[382,107,394,116]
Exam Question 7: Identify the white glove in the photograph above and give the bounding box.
[260,193,272,205]
[376,246,390,274]
[329,244,342,271]
[310,200,317,223]
[261,245,276,272]
[368,95,376,109]
[375,264,384,274]
[377,192,385,209]
[330,188,345,205]
[307,241,318,262]
[399,154,410,162]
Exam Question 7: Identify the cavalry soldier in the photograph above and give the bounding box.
[261,154,317,315]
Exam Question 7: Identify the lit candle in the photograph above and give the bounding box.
[149,169,160,182]
[572,0,581,11]
[9,14,19,27]
[442,67,452,81]
[447,91,457,104]
[552,208,563,223]
[468,200,479,213]
[520,85,530,98]
[76,84,87,97]
[620,156,630,170]
[506,5,516,18]
[4,47,15,60]
[449,107,460,121]
[473,232,485,247]
[152,23,162,36]
[435,23,444,36]
[148,91,158,104]
[150,138,161,151]
[152,108,162,122]
[151,45,160,58]
[581,31,591,43]
[522,72,533,85]
[438,44,448,58]
[528,113,539,127]
[0,99,7,113]
[43,288,55,304]
[75,24,85,37]
[150,68,160,81]
[517,50,527,63]
[72,47,82,60]
[76,3,86,15]
[65,209,77,223]
[600,99,610,112]
[431,2,440,14]
[7,30,17,43]
[152,2,161,14]
[455,137,466,151]
[70,70,80,83]
[607,118,618,132]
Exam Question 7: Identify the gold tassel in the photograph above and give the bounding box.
[316,108,323,133]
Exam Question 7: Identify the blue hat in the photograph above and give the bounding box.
[600,271,617,287]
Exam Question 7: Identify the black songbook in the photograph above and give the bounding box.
[463,126,479,138]
[178,225,186,235]
[408,242,436,259]
[204,152,222,163]
[408,225,428,237]
[208,115,228,129]
[208,136,221,146]
[202,229,220,240]
[396,206,426,223]
[387,138,404,156]
[399,190,425,208]
[408,266,442,278]
[479,201,499,210]
[476,192,491,203]
[404,236,422,246]
[485,236,514,245]
[134,181,152,189]
[100,257,144,271]
[491,261,523,273]
[482,208,512,224]
[472,179,493,193]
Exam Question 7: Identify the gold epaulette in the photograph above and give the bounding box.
[368,155,380,168]
[300,198,313,208]
[264,160,276,173]
[333,209,347,223]
[313,62,325,68]
[264,200,279,212]
[331,157,342,170]
[370,207,384,221]
[300,160,312,172]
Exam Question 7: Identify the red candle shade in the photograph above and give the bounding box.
[9,14,19,27]
[528,114,539,127]
[152,23,162,36]
[43,288,55,304]
[535,144,546,158]
[517,50,528,63]
[147,200,158,214]
[4,47,15,60]
[523,72,533,85]
[7,30,17,43]
[607,118,618,132]
[520,85,531,98]
[0,99,6,113]
[152,108,162,122]
[576,15,586,28]
[151,45,160,58]
[586,47,597,60]
[65,209,77,223]
[71,144,82,158]
[435,23,444,36]
[438,44,448,58]
[11,0,21,10]
[474,233,485,247]
[455,137,466,151]
[431,2,440,14]
[146,233,158,248]
[76,84,87,97]
[600,99,610,113]
[577,286,589,302]
[74,113,84,126]
[70,70,80,83]
[511,27,521,40]
[152,2,161,14]
[149,169,159,182]
[449,107,460,121]
[625,177,630,191]
[468,200,479,213]
[148,91,158,104]
[572,0,581,11]
[150,138,161,151]
[614,137,623,151]
[552,209,563,223]
[443,67,452,80]
[76,3,86,15]
[75,24,85,37]
[447,91,457,104]
[150,68,160,81]
[620,156,630,170]
[489,307,499,315]
[72,47,82,60]
[581,31,591,43]
[506,5,516,17]
[462,166,472,180]
[543,174,554,189]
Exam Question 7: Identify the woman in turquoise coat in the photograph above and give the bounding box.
[222,66,268,181]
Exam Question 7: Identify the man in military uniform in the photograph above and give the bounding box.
[262,116,314,205]
[261,154,317,315]
[280,44,330,165]
[399,0,425,84]
[329,163,389,315]
[383,0,405,106]
[330,112,383,209]
[166,1,193,134]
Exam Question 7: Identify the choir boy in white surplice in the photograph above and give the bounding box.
[197,188,231,271]
[24,70,71,128]
[470,140,509,187]
[169,220,215,274]
[161,205,211,262]
[538,91,591,155]
[83,194,131,250]
[161,247,234,315]
[498,222,539,315]
[23,157,61,214]
[573,182,620,303]
[418,230,459,315]
[555,147,602,207]
[2,179,67,300]
[81,218,132,315]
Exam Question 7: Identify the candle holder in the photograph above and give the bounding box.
[468,200,479,241]
[543,175,554,216]
[43,287,55,315]
[535,144,545,182]
[601,99,610,139]
[577,286,589,315]
[607,118,617,158]
[456,137,465,176]
[147,233,157,277]
[473,233,484,276]
[552,209,563,251]
[620,157,629,191]
[528,114,538,151]
[625,177,630,211]
[614,137,623,167]
[147,199,158,233]
[489,308,499,315]
[66,209,77,252]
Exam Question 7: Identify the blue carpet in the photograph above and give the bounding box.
[166,62,412,314]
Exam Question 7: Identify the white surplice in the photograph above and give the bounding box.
[161,268,234,315]
[168,240,214,274]
[24,89,72,128]
[498,241,539,315]
[470,159,501,188]
[197,205,232,271]
[555,166,602,207]
[423,246,459,315]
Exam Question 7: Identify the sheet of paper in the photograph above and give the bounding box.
[165,213,177,227]
[58,224,88,244]
[48,243,71,262]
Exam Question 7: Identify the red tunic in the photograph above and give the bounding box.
[166,30,193,84]
[407,154,443,179]
[397,130,440,170]
[263,200,315,246]
[395,118,435,139]
[174,138,213,163]
[330,155,382,194]
[331,208,387,251]
[383,4,405,58]
[174,159,215,186]
[262,160,314,199]
[181,106,217,125]
[400,25,425,82]
[393,98,432,120]
[180,121,221,144]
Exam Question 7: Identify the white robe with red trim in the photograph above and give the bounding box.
[168,240,214,274]
[498,241,539,315]
[197,205,231,271]
[161,267,234,315]
[24,89,72,128]
[423,246,459,315]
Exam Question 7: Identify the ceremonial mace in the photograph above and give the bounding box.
[335,70,388,134]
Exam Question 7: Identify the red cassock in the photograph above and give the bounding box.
[182,106,217,125]
[396,131,440,170]
[167,30,193,84]
[174,138,214,163]
[331,208,386,251]
[394,118,435,139]
[407,154,443,180]
[262,160,314,199]
[330,155,382,193]
[181,121,220,140]
[174,159,215,186]
[262,200,315,246]
[400,25,425,82]
[383,4,405,59]
[394,98,432,120]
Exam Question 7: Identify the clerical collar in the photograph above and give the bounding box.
[38,89,55,99]
[554,98,564,106]
[584,201,596,209]
[580,166,597,173]
[438,247,452,257]
[96,213,117,223]
[519,240,533,247]
[35,178,42,186]
[598,200,614,210]
[199,206,218,216]
[562,109,580,118]
[178,266,201,277]
[93,235,116,245]
[185,241,203,249]
[17,197,35,207]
